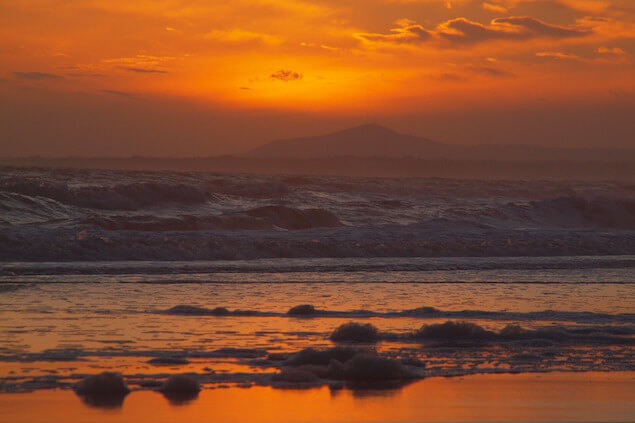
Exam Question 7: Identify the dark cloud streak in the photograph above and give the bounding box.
[356,23,432,44]
[121,67,168,74]
[100,89,133,97]
[466,64,514,77]
[13,72,63,80]
[356,16,592,47]
[494,16,591,39]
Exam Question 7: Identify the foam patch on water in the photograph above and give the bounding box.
[157,304,635,324]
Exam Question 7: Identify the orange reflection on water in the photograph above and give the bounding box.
[1,372,633,423]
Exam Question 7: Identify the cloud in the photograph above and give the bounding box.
[204,29,281,46]
[437,18,528,44]
[102,55,174,67]
[466,64,513,76]
[482,2,508,13]
[534,48,630,65]
[122,67,168,74]
[356,16,592,47]
[299,42,340,52]
[12,71,63,80]
[354,19,432,44]
[536,51,581,60]
[432,72,466,82]
[100,89,133,96]
[320,44,339,51]
[433,63,513,81]
[494,16,591,39]
[597,47,626,56]
[66,72,106,78]
[270,69,302,81]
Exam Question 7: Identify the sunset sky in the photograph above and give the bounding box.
[1,0,634,156]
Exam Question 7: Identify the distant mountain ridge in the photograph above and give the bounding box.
[245,124,635,162]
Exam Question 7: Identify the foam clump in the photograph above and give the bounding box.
[160,374,201,393]
[74,372,130,395]
[164,305,212,315]
[281,347,421,383]
[410,321,635,346]
[499,324,527,337]
[330,322,380,343]
[267,352,290,361]
[272,368,320,384]
[159,374,201,405]
[287,304,318,316]
[327,353,417,381]
[400,356,426,367]
[163,305,230,316]
[414,321,494,340]
[209,307,231,315]
[407,306,440,315]
[286,346,361,366]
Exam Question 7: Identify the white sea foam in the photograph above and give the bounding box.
[1,168,633,260]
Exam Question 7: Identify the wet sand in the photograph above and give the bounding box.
[1,372,633,423]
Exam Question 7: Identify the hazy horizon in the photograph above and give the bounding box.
[2,120,635,159]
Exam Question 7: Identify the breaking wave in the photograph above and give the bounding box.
[158,304,635,324]
[501,196,635,229]
[1,168,634,260]
[78,206,341,231]
[0,178,210,210]
[406,320,634,345]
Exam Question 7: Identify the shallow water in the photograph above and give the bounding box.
[0,258,633,395]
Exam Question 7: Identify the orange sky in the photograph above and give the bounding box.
[1,0,634,156]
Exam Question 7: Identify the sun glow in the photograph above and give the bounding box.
[1,0,633,155]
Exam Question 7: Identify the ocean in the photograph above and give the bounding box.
[0,166,633,421]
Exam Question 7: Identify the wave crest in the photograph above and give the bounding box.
[0,178,210,210]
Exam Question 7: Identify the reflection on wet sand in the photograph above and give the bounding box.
[1,372,633,423]
[78,392,128,409]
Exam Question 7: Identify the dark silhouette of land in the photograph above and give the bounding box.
[2,124,634,180]
[246,124,635,162]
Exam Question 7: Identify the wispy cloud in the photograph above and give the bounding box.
[102,55,174,67]
[356,16,592,48]
[466,64,513,77]
[536,51,581,60]
[100,89,133,96]
[597,47,626,56]
[203,29,281,46]
[354,19,432,44]
[12,71,63,80]
[482,2,508,13]
[122,67,168,74]
[432,63,513,81]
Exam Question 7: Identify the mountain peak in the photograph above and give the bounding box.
[244,124,635,161]
[339,123,397,135]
